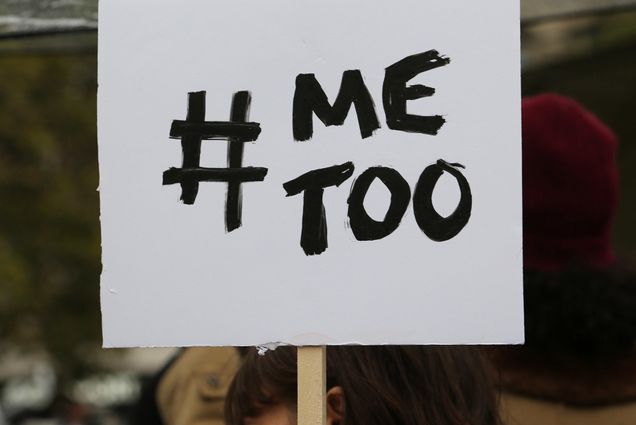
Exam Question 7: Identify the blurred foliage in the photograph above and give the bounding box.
[594,9,636,43]
[0,52,100,381]
[0,33,96,56]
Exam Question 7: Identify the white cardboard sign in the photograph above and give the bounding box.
[98,0,524,347]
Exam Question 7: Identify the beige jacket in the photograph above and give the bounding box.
[157,347,241,425]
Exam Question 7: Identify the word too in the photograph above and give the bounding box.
[283,160,471,255]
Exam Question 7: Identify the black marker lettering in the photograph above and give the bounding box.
[163,91,268,232]
[293,70,380,141]
[226,92,251,231]
[413,160,472,241]
[383,50,450,135]
[347,167,411,241]
[283,162,355,255]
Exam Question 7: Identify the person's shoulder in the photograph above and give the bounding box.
[157,347,242,425]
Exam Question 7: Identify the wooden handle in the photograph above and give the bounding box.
[297,346,326,425]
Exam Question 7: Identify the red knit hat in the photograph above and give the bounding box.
[522,93,619,271]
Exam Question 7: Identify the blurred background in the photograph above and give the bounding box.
[0,0,635,423]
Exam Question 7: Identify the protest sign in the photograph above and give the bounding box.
[98,0,523,347]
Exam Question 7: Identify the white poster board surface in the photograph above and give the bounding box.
[98,0,524,347]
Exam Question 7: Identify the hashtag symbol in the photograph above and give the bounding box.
[163,91,268,232]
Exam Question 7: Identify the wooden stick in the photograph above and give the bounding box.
[297,346,326,425]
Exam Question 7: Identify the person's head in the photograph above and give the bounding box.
[519,94,636,356]
[486,94,636,405]
[225,346,500,425]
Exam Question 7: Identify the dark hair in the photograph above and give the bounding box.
[225,346,501,425]
[523,263,636,356]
